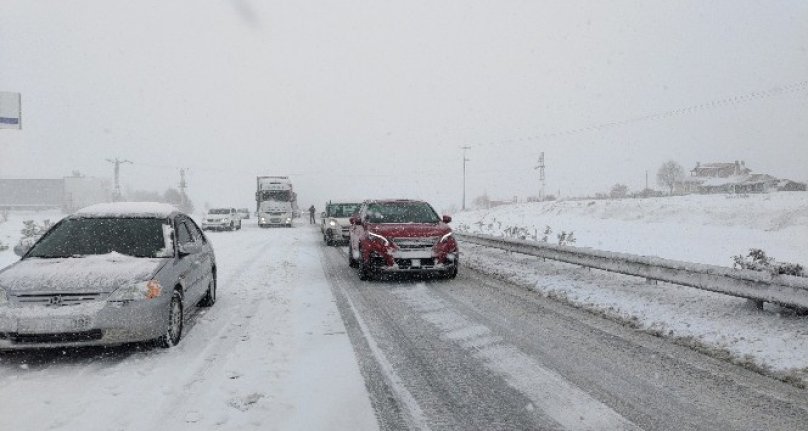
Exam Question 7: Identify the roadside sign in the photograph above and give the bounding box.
[0,92,21,130]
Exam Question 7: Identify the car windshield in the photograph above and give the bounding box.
[365,202,440,224]
[209,209,230,215]
[327,203,360,218]
[26,218,171,258]
[259,190,291,201]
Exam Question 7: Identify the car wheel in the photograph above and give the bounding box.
[358,248,373,281]
[157,290,184,348]
[445,264,458,279]
[198,272,217,307]
[348,243,358,268]
[326,231,334,246]
[229,222,235,231]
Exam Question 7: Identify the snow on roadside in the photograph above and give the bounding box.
[453,192,808,268]
[461,242,808,386]
[0,210,65,270]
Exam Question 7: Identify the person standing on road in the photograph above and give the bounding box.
[309,205,316,224]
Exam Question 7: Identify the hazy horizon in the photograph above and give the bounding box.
[1,0,806,212]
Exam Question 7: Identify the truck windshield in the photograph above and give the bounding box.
[327,203,360,218]
[259,190,291,201]
[27,218,172,258]
[366,202,440,224]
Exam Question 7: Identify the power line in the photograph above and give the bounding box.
[475,79,808,149]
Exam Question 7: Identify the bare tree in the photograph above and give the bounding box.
[610,183,629,199]
[657,161,684,195]
[472,193,491,209]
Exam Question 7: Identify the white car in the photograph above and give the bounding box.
[321,202,360,245]
[201,208,242,231]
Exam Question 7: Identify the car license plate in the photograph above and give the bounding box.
[17,316,91,334]
[411,259,421,268]
[395,250,432,259]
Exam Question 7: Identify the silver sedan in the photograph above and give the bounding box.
[0,202,217,349]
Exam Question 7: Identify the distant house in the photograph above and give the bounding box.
[676,161,805,194]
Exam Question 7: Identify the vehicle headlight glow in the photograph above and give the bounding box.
[440,232,454,243]
[108,280,162,302]
[368,232,390,246]
[329,220,337,227]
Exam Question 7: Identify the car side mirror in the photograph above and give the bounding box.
[442,215,452,223]
[177,243,199,257]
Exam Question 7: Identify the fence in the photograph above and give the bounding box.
[456,233,808,310]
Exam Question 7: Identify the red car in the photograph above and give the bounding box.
[348,199,459,280]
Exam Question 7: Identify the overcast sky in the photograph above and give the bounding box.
[1,0,806,212]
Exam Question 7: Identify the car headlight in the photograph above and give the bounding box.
[260,217,266,223]
[329,220,337,227]
[368,232,390,246]
[440,232,454,243]
[286,217,292,222]
[108,280,162,302]
[0,287,8,305]
[222,217,230,222]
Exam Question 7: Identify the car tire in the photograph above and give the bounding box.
[348,243,359,268]
[156,290,184,348]
[198,272,217,307]
[325,231,334,246]
[358,248,373,281]
[230,222,235,231]
[445,264,458,279]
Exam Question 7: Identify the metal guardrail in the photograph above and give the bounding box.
[456,233,808,309]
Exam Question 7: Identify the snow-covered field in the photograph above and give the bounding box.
[453,192,808,268]
[0,220,377,431]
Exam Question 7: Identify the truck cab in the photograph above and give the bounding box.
[256,176,295,228]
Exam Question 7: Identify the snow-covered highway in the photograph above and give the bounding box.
[1,221,808,430]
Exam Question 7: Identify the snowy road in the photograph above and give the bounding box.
[0,223,377,431]
[2,223,808,430]
[321,235,808,430]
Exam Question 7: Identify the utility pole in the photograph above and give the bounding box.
[179,168,188,208]
[535,152,546,201]
[105,158,132,202]
[461,146,471,210]
[645,170,649,191]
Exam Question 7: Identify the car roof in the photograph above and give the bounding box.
[73,202,180,218]
[364,199,426,204]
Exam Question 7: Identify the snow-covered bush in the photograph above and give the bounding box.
[732,249,804,277]
[557,231,576,246]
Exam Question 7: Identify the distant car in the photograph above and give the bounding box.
[0,202,217,350]
[348,199,458,280]
[201,208,242,231]
[237,208,250,220]
[321,202,360,246]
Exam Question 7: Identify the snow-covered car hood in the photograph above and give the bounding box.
[0,252,167,293]
[368,223,451,239]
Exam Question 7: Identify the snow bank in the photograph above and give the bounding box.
[0,210,65,270]
[462,243,808,386]
[453,192,808,267]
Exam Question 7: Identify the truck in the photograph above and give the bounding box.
[256,176,297,228]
